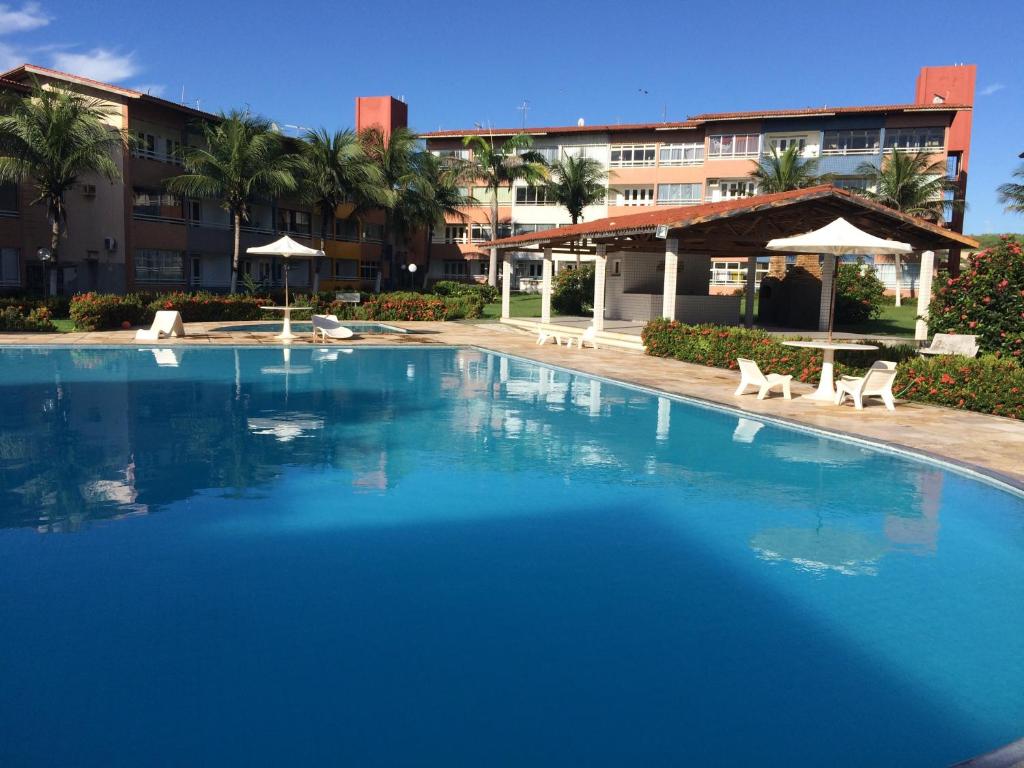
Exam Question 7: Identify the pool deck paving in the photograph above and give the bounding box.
[3,320,1023,490]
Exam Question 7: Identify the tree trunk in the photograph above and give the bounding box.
[231,211,241,294]
[423,226,434,289]
[572,212,580,268]
[383,211,395,292]
[49,210,61,297]
[487,190,499,287]
[315,205,329,294]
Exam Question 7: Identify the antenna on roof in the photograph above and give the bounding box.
[180,85,185,105]
[517,99,530,128]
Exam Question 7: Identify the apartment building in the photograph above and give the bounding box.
[421,64,974,290]
[0,65,414,295]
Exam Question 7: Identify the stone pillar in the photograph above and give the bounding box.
[500,251,512,320]
[795,254,821,277]
[915,250,935,342]
[593,244,607,330]
[818,254,834,333]
[767,253,787,279]
[744,255,757,328]
[662,238,679,320]
[894,252,903,307]
[541,247,553,324]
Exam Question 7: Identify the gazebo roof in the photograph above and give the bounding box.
[485,186,977,256]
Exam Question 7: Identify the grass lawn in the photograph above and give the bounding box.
[480,293,545,320]
[53,318,75,332]
[836,300,918,337]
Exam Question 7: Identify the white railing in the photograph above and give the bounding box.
[133,213,185,225]
[132,149,183,165]
[656,199,702,206]
[820,147,880,156]
[0,209,18,219]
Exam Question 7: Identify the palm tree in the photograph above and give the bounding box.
[461,133,547,286]
[359,126,428,290]
[750,145,828,192]
[856,150,964,303]
[997,163,1024,215]
[298,128,384,290]
[750,146,828,278]
[396,153,475,288]
[166,111,298,293]
[0,81,129,294]
[546,154,607,266]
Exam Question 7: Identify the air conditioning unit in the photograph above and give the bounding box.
[103,237,118,252]
[82,184,97,197]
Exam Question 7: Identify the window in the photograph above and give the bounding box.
[610,144,656,167]
[708,179,756,200]
[613,188,655,206]
[883,127,945,152]
[513,223,556,235]
[186,199,202,222]
[471,186,513,205]
[443,260,468,277]
[522,262,543,278]
[708,134,761,158]
[822,129,881,155]
[519,146,559,164]
[834,177,870,191]
[190,255,201,286]
[514,185,554,205]
[335,218,359,241]
[561,145,605,162]
[165,138,181,164]
[766,136,807,154]
[0,247,20,287]
[132,189,181,219]
[443,225,467,243]
[659,142,704,165]
[362,223,384,242]
[277,209,311,235]
[657,183,702,205]
[471,223,511,241]
[135,249,184,283]
[334,259,359,279]
[432,148,470,160]
[0,182,17,214]
[135,132,156,158]
[360,262,379,280]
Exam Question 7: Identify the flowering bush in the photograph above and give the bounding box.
[148,291,271,322]
[835,260,886,324]
[0,295,70,318]
[0,305,56,332]
[361,292,450,321]
[552,264,595,315]
[897,356,1024,419]
[928,235,1024,356]
[70,293,149,331]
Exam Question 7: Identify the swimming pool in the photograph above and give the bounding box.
[217,320,408,334]
[0,346,1021,766]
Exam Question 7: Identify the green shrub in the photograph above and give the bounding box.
[897,356,1024,419]
[928,235,1024,357]
[552,265,595,315]
[835,260,885,324]
[361,292,450,321]
[0,305,57,332]
[149,291,270,322]
[440,293,485,319]
[70,293,149,331]
[0,295,71,318]
[432,280,499,304]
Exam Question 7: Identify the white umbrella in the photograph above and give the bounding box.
[246,235,324,309]
[766,218,912,341]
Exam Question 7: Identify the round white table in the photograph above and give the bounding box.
[781,340,878,401]
[260,306,311,341]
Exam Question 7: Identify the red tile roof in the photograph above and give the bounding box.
[484,185,977,249]
[420,103,971,139]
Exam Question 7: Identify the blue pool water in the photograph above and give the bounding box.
[0,346,1022,767]
[217,321,407,334]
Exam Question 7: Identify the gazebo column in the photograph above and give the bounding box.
[500,250,512,320]
[540,247,553,324]
[818,254,834,332]
[744,255,757,328]
[662,238,679,320]
[915,250,935,342]
[592,244,607,330]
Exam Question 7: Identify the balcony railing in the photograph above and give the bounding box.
[0,209,18,219]
[132,149,183,166]
[132,212,186,225]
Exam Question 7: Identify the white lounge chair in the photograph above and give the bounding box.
[134,311,185,341]
[919,333,979,358]
[567,326,599,350]
[834,361,898,411]
[734,358,792,400]
[536,326,572,346]
[312,314,354,341]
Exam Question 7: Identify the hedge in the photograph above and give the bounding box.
[0,305,57,332]
[642,318,1022,419]
[0,295,71,319]
[431,280,498,304]
[70,293,150,331]
[149,292,272,322]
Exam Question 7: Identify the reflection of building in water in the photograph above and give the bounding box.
[353,451,389,491]
[884,469,943,553]
[247,412,325,443]
[752,527,887,576]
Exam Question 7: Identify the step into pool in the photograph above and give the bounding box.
[0,346,1021,767]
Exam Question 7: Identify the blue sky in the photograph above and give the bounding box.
[1,0,1022,232]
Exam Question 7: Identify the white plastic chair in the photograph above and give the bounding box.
[834,361,898,411]
[135,311,185,341]
[734,358,792,400]
[567,326,599,350]
[537,326,570,346]
[312,314,354,341]
[919,333,979,358]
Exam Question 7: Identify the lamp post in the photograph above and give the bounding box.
[408,262,417,290]
[37,247,53,297]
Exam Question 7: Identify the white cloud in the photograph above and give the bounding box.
[50,48,138,82]
[132,83,166,97]
[979,83,1005,97]
[0,2,50,34]
[0,40,22,70]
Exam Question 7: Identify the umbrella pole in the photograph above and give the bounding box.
[827,254,839,343]
[284,258,289,310]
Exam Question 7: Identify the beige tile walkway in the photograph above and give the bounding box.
[3,320,1023,488]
